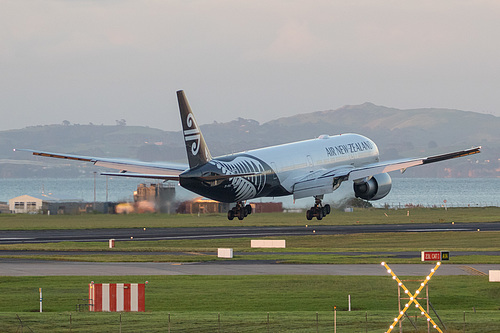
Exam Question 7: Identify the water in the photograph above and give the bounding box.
[376,178,500,208]
[272,178,500,209]
[0,177,194,204]
[0,177,498,208]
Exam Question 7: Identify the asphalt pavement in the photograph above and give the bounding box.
[1,260,500,277]
[2,222,499,244]
[2,222,499,277]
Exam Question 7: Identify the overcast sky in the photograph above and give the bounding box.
[1,0,499,132]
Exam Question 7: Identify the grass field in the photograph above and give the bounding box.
[3,310,500,332]
[0,207,499,230]
[0,275,499,332]
[1,208,499,331]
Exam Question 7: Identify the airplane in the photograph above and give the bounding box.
[17,90,481,221]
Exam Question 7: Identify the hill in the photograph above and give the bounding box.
[0,103,498,178]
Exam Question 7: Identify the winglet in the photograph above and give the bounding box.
[177,90,212,169]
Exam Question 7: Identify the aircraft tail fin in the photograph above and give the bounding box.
[177,90,212,169]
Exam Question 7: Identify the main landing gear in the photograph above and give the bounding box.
[306,196,331,220]
[227,202,252,221]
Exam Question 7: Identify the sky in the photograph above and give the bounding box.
[1,0,500,132]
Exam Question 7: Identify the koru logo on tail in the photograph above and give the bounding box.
[184,114,201,156]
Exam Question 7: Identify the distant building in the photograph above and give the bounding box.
[133,182,176,213]
[47,201,116,215]
[0,201,11,214]
[177,197,229,214]
[8,195,46,213]
[249,202,283,213]
[176,198,282,214]
[8,194,113,214]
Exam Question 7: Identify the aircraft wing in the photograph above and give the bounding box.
[292,146,481,199]
[15,149,188,179]
[346,146,481,181]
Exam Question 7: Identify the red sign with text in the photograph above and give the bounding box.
[422,251,441,261]
[421,251,450,261]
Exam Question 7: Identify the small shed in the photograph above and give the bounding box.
[176,197,230,214]
[0,202,9,214]
[8,195,46,214]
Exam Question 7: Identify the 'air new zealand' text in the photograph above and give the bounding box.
[325,141,374,157]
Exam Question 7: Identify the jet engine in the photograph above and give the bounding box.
[353,173,392,200]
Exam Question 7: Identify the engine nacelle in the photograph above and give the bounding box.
[353,173,392,201]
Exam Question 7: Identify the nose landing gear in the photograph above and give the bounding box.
[306,196,331,220]
[227,201,252,220]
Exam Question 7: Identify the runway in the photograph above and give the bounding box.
[1,259,499,277]
[2,222,499,277]
[1,221,499,244]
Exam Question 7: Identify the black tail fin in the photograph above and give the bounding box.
[177,90,212,169]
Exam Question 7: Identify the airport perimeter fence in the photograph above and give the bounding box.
[1,310,497,332]
[377,201,500,209]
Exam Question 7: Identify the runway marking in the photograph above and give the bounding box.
[185,252,208,256]
[459,266,487,276]
[406,228,471,232]
[116,233,299,242]
[0,238,34,240]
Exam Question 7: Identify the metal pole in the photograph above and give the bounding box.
[334,306,337,333]
[106,175,109,202]
[93,171,97,209]
[348,294,351,311]
[39,288,42,313]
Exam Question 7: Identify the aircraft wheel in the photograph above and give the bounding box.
[238,209,245,220]
[245,204,252,215]
[324,204,331,215]
[316,209,323,220]
[227,210,235,220]
[306,209,313,220]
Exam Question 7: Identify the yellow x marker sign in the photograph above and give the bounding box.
[382,262,443,333]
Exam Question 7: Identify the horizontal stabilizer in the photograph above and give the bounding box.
[100,172,180,181]
[197,172,263,181]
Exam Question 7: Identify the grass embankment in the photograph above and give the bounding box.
[1,208,500,331]
[0,207,499,230]
[1,275,499,332]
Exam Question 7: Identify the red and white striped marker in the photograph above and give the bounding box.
[89,283,145,312]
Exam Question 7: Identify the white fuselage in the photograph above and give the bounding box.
[234,133,379,193]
